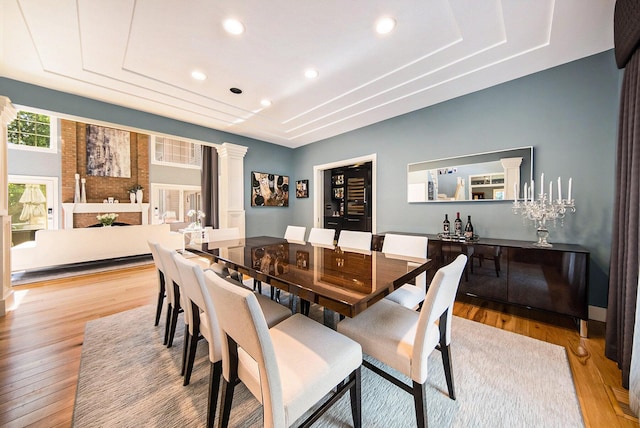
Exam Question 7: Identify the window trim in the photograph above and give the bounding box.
[7,105,59,154]
[150,135,202,170]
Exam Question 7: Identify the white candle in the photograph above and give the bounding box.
[540,173,544,195]
[513,183,517,202]
[557,177,562,201]
[531,179,535,200]
[568,177,572,201]
[524,182,528,203]
[549,181,552,202]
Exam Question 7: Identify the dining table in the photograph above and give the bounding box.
[187,236,433,328]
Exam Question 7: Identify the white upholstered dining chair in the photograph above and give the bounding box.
[284,225,306,244]
[152,243,186,351]
[337,254,467,428]
[381,233,429,309]
[337,230,372,254]
[147,240,166,327]
[172,253,292,427]
[206,269,363,428]
[307,227,336,248]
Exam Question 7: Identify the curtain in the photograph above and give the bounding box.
[201,145,219,229]
[606,0,640,390]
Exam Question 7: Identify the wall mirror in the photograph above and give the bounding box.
[407,146,533,203]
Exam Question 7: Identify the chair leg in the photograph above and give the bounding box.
[181,324,190,376]
[349,367,362,428]
[167,283,181,348]
[440,343,456,400]
[163,303,172,345]
[167,304,180,348]
[184,328,200,385]
[207,361,222,428]
[300,299,310,316]
[218,378,235,427]
[154,272,165,326]
[412,381,428,428]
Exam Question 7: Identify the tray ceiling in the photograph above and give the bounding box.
[0,0,614,148]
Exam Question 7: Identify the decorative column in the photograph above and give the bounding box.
[500,157,523,200]
[0,97,17,316]
[217,142,248,237]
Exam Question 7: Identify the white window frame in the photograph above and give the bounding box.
[150,135,202,170]
[150,183,202,224]
[7,105,59,154]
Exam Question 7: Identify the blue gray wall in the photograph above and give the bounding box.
[1,78,295,238]
[291,50,621,308]
[1,50,621,307]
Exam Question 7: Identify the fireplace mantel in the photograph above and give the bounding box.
[62,203,150,229]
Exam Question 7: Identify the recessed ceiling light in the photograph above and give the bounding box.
[223,18,245,35]
[191,70,207,81]
[230,87,242,94]
[260,99,272,107]
[375,16,396,34]
[304,68,319,79]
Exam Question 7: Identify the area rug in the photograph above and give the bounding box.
[73,305,584,427]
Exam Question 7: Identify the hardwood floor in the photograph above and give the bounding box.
[0,263,637,427]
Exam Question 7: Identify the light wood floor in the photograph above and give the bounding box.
[0,263,637,427]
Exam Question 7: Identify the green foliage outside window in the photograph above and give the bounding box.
[8,110,51,148]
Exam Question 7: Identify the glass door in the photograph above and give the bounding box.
[8,175,58,247]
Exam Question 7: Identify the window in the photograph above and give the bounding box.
[8,108,58,153]
[151,136,202,168]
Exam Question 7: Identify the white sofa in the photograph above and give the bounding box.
[11,224,184,272]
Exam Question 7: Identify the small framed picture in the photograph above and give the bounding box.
[296,180,309,198]
[333,187,344,199]
[493,189,505,200]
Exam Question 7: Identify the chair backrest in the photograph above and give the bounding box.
[208,227,241,242]
[412,254,467,382]
[156,244,190,326]
[307,227,335,248]
[381,234,428,259]
[337,230,372,252]
[205,270,285,427]
[173,253,222,362]
[284,225,306,244]
[147,240,165,274]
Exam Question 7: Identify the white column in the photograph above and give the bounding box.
[0,97,17,316]
[217,142,248,237]
[500,157,523,200]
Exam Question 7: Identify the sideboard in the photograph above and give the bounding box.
[373,233,589,337]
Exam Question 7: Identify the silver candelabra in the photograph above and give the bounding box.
[512,175,575,247]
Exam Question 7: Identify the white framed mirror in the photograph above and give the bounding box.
[407,147,533,203]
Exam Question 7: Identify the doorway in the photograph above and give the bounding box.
[313,154,377,233]
[8,175,59,246]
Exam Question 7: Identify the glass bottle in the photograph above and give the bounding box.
[464,215,474,239]
[454,212,462,236]
[443,214,450,236]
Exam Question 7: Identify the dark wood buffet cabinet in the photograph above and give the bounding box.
[373,234,589,337]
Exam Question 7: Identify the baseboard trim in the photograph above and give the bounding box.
[589,305,607,322]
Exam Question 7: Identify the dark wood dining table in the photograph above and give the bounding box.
[187,236,433,327]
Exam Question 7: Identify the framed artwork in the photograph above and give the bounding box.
[333,187,344,200]
[296,180,309,198]
[251,171,289,206]
[86,124,131,177]
[493,189,505,200]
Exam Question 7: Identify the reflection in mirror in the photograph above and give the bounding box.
[407,147,533,203]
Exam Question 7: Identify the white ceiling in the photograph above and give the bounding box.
[0,0,615,148]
